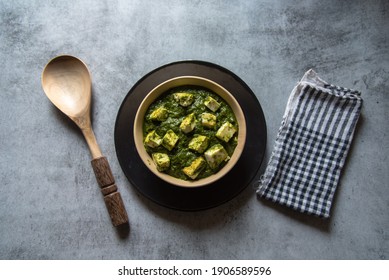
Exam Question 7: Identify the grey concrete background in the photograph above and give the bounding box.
[0,0,388,259]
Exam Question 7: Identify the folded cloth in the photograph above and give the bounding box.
[257,69,363,218]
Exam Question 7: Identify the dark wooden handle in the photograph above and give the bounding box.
[91,156,129,227]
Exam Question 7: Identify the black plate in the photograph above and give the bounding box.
[114,61,266,211]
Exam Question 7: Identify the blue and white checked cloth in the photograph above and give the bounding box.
[257,69,363,218]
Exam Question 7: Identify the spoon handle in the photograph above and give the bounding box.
[91,156,129,227]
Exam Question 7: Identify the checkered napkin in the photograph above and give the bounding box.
[257,69,363,218]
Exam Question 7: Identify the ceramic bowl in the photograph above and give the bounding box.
[133,76,246,187]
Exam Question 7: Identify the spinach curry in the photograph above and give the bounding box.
[143,86,238,181]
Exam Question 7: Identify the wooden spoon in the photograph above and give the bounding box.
[42,55,128,227]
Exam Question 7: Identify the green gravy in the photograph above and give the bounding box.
[143,86,238,180]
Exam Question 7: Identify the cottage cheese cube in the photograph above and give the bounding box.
[144,130,162,148]
[174,92,194,107]
[200,112,217,129]
[182,157,206,179]
[152,153,170,172]
[216,122,236,142]
[204,144,230,169]
[179,113,196,134]
[204,96,221,112]
[162,129,179,151]
[188,135,209,153]
[150,106,168,121]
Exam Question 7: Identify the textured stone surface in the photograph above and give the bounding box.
[0,0,388,259]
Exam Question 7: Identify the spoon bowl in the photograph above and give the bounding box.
[42,55,91,119]
[42,55,128,227]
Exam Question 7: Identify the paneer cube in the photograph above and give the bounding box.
[150,106,168,121]
[204,96,221,112]
[200,112,217,129]
[204,144,230,169]
[152,153,170,172]
[188,135,209,154]
[144,130,162,148]
[162,129,179,151]
[216,122,236,142]
[179,113,196,134]
[174,92,194,107]
[182,157,206,180]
